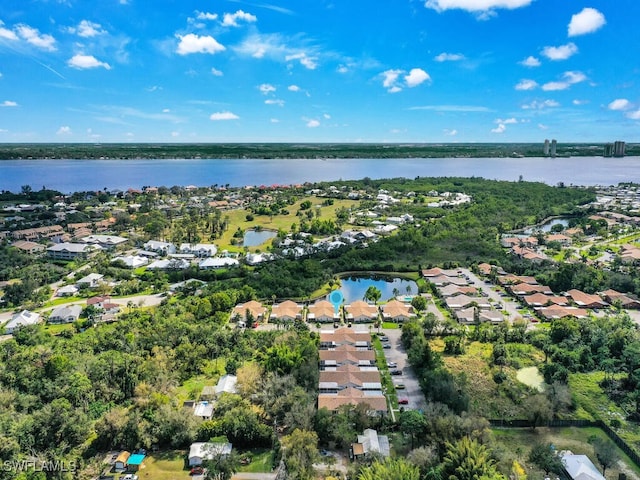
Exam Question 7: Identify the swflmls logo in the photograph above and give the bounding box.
[3,460,77,472]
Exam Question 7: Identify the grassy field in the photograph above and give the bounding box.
[236,448,275,473]
[491,426,640,480]
[216,198,359,251]
[134,451,190,480]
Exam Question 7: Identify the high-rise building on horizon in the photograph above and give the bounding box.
[543,139,550,156]
[614,141,626,157]
[550,139,557,158]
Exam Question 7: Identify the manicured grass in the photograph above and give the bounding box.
[491,427,640,480]
[134,451,190,480]
[236,449,275,473]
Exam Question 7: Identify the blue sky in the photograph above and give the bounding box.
[0,0,638,143]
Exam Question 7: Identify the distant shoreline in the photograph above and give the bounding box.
[0,142,637,160]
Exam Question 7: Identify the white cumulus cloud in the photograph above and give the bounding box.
[222,10,257,27]
[491,123,506,133]
[70,20,106,38]
[568,7,605,37]
[211,68,223,76]
[196,12,218,21]
[434,52,465,62]
[520,56,540,67]
[542,42,578,61]
[515,79,538,91]
[176,33,225,55]
[425,0,532,18]
[288,85,300,92]
[626,110,640,120]
[210,111,239,121]
[608,99,631,111]
[1,100,18,107]
[496,118,518,124]
[259,83,276,95]
[56,126,72,135]
[405,68,431,87]
[68,54,111,70]
[542,71,586,91]
[306,119,320,128]
[382,69,402,92]
[0,22,18,41]
[16,24,56,51]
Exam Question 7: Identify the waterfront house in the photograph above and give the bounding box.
[381,300,414,322]
[308,300,341,323]
[344,300,379,323]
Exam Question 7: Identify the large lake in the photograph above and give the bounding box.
[339,276,418,304]
[1,156,639,193]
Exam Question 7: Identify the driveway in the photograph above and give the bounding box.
[381,328,427,412]
[459,268,523,323]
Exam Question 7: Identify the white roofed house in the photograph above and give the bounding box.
[76,273,104,289]
[111,255,149,268]
[198,257,239,270]
[189,442,232,467]
[180,243,218,257]
[80,234,128,250]
[47,242,101,261]
[215,374,238,396]
[48,305,82,324]
[4,310,41,334]
[142,240,176,256]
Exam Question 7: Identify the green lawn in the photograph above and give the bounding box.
[133,451,190,480]
[236,448,275,473]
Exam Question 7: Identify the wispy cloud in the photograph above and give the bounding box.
[515,79,538,91]
[265,99,284,106]
[211,68,224,76]
[306,119,320,128]
[425,0,533,19]
[491,123,506,133]
[210,111,239,120]
[233,32,320,69]
[176,34,225,55]
[196,12,218,21]
[259,83,276,94]
[56,126,72,135]
[568,7,605,37]
[0,21,19,41]
[408,105,490,112]
[541,71,586,91]
[541,42,578,61]
[68,54,111,70]
[434,52,465,62]
[521,99,560,109]
[1,100,18,107]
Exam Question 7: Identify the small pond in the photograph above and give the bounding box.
[339,276,418,304]
[524,217,570,234]
[243,229,277,247]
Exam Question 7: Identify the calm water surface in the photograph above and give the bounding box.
[242,229,277,247]
[339,276,418,304]
[1,157,639,193]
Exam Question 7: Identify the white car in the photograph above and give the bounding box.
[122,475,138,480]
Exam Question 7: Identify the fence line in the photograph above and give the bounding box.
[489,419,640,469]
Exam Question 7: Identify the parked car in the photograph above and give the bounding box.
[394,383,405,389]
[382,343,391,349]
[122,475,139,480]
[379,335,389,342]
[387,361,397,368]
[190,466,204,475]
[398,397,409,405]
[390,369,402,376]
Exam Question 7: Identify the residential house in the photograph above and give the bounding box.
[146,258,190,270]
[4,310,41,334]
[539,305,589,320]
[344,300,379,323]
[319,349,376,367]
[381,300,414,322]
[193,401,214,420]
[76,273,104,289]
[318,387,387,414]
[523,293,569,308]
[567,289,608,309]
[114,451,130,472]
[232,300,266,324]
[56,285,79,297]
[180,243,218,257]
[510,283,553,296]
[80,234,128,249]
[319,328,372,349]
[111,255,149,268]
[270,300,303,323]
[11,240,45,255]
[561,452,606,480]
[456,307,504,324]
[600,289,640,309]
[421,267,460,278]
[198,257,239,269]
[546,233,572,246]
[48,305,82,324]
[319,366,382,391]
[126,453,145,472]
[351,429,390,460]
[188,442,232,467]
[47,242,100,260]
[142,240,176,255]
[87,296,121,314]
[215,374,238,396]
[445,295,491,310]
[428,275,468,287]
[308,300,341,323]
[438,284,480,297]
